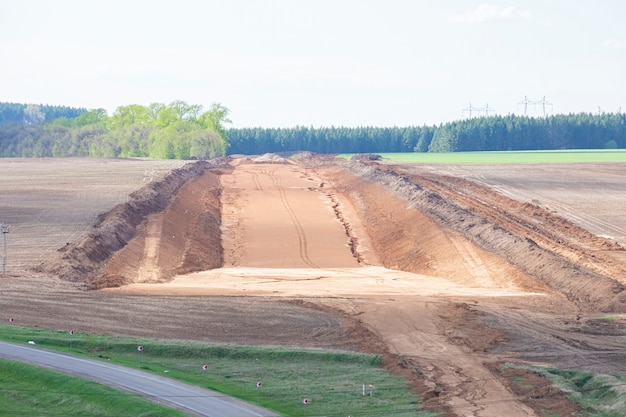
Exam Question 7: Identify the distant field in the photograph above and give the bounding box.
[342,149,626,164]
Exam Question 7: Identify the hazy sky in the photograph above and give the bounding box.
[1,1,625,127]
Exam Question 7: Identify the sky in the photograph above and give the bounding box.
[1,0,625,128]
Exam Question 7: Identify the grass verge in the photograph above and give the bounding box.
[0,358,188,417]
[0,325,434,417]
[500,362,626,417]
[541,367,626,417]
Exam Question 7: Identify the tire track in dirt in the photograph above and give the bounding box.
[252,170,263,191]
[266,169,319,269]
[221,162,358,269]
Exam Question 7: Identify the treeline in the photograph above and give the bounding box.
[228,113,626,154]
[427,113,626,152]
[2,104,625,158]
[227,126,433,154]
[0,101,231,159]
[0,102,87,125]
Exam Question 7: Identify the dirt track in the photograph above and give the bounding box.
[3,155,626,416]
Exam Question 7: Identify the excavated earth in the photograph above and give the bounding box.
[3,154,626,417]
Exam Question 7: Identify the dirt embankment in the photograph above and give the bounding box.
[334,158,626,312]
[36,160,231,289]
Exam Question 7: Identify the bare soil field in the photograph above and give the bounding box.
[0,158,187,270]
[2,155,626,417]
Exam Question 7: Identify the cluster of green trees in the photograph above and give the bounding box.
[228,113,625,154]
[0,101,231,159]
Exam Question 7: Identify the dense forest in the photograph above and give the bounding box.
[0,101,231,159]
[227,113,625,154]
[1,101,624,158]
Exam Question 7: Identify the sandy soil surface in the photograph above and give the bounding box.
[3,155,626,417]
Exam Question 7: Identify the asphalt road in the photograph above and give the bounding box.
[0,341,279,417]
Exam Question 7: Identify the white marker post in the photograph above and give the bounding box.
[137,345,143,368]
[302,398,309,417]
[69,330,74,350]
[202,364,208,384]
[256,381,262,404]
[9,317,14,338]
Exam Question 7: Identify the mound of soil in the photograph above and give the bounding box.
[36,160,231,288]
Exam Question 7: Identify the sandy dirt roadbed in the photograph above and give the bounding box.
[3,156,626,417]
[107,266,543,298]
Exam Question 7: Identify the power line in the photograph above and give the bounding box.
[517,96,553,116]
[462,102,496,118]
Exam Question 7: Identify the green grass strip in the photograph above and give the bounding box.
[340,149,626,164]
[0,358,188,417]
[503,363,626,417]
[0,325,434,417]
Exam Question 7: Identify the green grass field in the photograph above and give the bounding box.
[341,149,626,164]
[0,325,432,417]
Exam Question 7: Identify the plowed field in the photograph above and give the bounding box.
[2,155,626,417]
